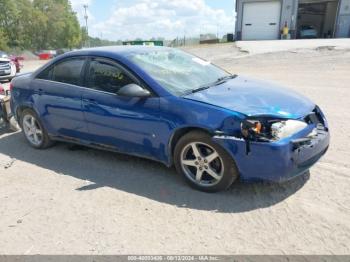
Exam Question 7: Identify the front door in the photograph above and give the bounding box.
[81,57,161,160]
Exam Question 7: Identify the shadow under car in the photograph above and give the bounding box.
[0,131,310,213]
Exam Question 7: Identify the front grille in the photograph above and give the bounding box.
[297,146,329,168]
[0,61,11,70]
[0,61,11,76]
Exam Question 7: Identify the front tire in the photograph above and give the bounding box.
[21,109,52,149]
[174,131,239,192]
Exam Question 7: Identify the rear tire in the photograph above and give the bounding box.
[174,131,239,192]
[20,109,53,149]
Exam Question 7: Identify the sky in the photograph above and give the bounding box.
[69,0,236,41]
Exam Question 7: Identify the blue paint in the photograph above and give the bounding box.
[11,46,330,182]
[184,76,315,119]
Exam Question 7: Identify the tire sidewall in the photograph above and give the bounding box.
[21,109,50,149]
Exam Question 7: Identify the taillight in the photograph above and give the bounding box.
[9,82,14,91]
[0,85,4,95]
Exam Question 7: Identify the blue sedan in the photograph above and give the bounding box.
[10,46,330,192]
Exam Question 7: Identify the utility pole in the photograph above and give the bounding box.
[217,23,219,40]
[83,4,89,47]
[183,29,186,46]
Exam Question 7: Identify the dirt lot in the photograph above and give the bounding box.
[0,45,350,254]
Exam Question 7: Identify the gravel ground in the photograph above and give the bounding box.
[0,45,349,255]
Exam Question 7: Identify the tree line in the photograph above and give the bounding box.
[0,0,82,51]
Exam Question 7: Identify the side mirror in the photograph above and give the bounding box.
[117,84,151,98]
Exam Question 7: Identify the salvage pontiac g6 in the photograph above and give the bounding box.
[10,47,330,192]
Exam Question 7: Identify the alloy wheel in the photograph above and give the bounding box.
[22,115,43,146]
[180,142,224,187]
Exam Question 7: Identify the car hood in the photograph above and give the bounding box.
[183,76,315,119]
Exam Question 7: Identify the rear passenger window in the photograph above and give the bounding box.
[51,58,85,85]
[86,59,135,93]
[37,58,85,85]
[37,66,53,80]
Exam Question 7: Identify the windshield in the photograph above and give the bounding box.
[128,49,230,95]
[0,52,8,59]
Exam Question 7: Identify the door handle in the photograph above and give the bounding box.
[245,23,252,26]
[269,23,276,25]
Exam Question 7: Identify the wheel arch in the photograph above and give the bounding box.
[168,126,213,166]
[16,104,40,127]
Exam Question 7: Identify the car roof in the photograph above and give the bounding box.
[63,45,172,59]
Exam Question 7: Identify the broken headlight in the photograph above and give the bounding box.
[241,119,268,154]
[240,118,308,154]
[241,119,262,138]
[271,120,307,140]
[241,119,308,142]
[241,119,270,142]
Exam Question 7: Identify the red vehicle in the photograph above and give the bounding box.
[0,83,4,95]
[36,50,56,60]
[9,55,23,73]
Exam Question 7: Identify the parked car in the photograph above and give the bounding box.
[10,47,330,192]
[36,50,56,60]
[0,51,16,81]
[299,25,318,39]
[0,51,23,73]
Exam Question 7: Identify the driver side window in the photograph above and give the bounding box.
[86,59,135,93]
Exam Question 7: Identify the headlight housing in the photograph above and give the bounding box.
[241,119,308,142]
[271,120,307,140]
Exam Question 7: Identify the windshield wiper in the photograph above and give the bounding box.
[216,74,237,83]
[188,85,211,94]
[182,74,237,96]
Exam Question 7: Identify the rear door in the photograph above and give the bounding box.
[32,57,89,140]
[81,57,161,159]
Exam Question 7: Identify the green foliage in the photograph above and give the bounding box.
[0,29,9,50]
[88,35,122,47]
[79,26,121,48]
[0,0,82,50]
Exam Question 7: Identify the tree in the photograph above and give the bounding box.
[0,29,9,50]
[0,0,19,47]
[0,0,82,50]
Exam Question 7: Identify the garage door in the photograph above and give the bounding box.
[242,1,281,40]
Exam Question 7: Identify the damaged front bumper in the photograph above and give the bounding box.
[213,122,330,183]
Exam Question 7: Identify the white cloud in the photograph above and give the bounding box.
[90,0,234,41]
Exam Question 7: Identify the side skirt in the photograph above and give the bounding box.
[49,135,171,167]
